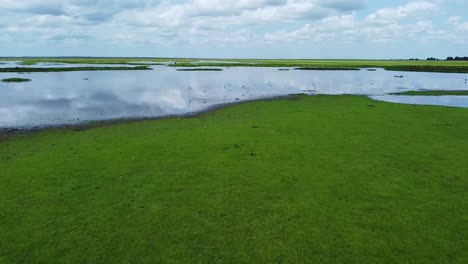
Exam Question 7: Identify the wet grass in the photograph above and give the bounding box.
[391,90,468,96]
[1,77,31,82]
[0,66,151,73]
[384,65,468,73]
[1,95,467,263]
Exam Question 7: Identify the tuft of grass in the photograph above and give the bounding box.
[1,95,467,263]
[390,90,468,96]
[1,77,31,82]
[0,66,152,73]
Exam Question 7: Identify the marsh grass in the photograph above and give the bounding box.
[1,77,31,82]
[384,65,468,73]
[0,66,151,73]
[1,95,467,263]
[3,57,468,73]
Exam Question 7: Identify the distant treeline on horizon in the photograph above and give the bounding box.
[409,56,468,61]
[446,56,468,61]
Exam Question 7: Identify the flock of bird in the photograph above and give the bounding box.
[184,74,468,107]
[186,81,274,107]
[82,73,468,111]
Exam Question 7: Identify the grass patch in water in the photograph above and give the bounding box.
[384,65,468,73]
[1,77,31,82]
[0,66,151,73]
[391,90,468,96]
[1,95,467,263]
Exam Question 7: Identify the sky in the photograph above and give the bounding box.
[0,0,467,59]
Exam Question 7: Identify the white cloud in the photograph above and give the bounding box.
[0,0,466,57]
[449,16,468,31]
[365,1,438,24]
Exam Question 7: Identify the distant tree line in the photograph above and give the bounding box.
[409,57,440,61]
[408,56,468,61]
[447,56,468,61]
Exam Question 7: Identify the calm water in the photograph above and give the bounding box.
[370,95,468,108]
[1,64,468,128]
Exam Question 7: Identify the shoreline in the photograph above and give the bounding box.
[0,94,303,138]
[2,93,467,139]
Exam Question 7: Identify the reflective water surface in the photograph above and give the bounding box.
[370,95,468,108]
[1,64,468,128]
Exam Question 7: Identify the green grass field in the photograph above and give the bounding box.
[2,57,468,72]
[1,95,467,263]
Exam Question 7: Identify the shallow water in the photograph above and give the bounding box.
[370,95,468,108]
[1,65,467,128]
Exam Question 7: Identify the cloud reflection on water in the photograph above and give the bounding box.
[0,66,467,128]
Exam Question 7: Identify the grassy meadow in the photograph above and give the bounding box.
[1,95,467,263]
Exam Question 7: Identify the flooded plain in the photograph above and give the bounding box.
[1,63,468,128]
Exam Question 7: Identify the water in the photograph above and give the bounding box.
[0,61,23,68]
[370,95,468,108]
[1,65,467,128]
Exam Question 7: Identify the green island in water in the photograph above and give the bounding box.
[0,65,151,73]
[1,77,32,82]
